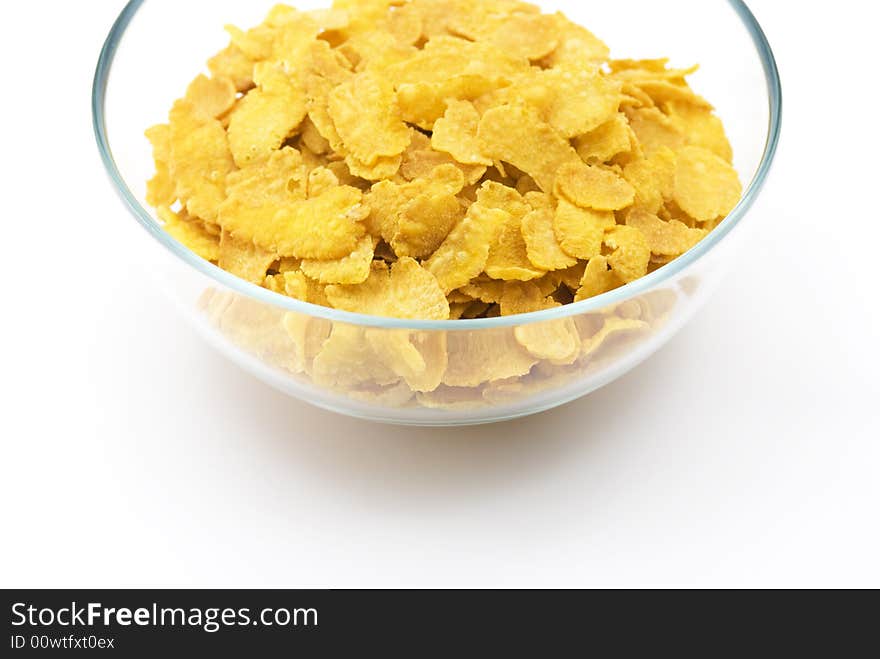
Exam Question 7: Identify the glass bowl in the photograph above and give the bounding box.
[93,0,781,426]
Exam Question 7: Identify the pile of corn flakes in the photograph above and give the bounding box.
[147,0,741,324]
[146,0,741,409]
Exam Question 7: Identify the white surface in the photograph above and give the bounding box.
[1,1,878,588]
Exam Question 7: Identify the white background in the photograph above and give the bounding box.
[1,1,877,588]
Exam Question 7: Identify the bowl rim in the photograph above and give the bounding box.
[93,0,782,331]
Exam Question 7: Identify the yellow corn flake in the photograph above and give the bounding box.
[270,186,368,259]
[344,153,402,181]
[312,325,401,388]
[145,124,176,208]
[622,147,677,215]
[397,75,506,130]
[217,232,277,284]
[478,103,582,192]
[664,100,734,163]
[632,79,712,110]
[604,226,651,283]
[673,146,742,223]
[392,165,466,258]
[489,67,621,139]
[546,264,583,293]
[424,202,507,293]
[282,270,309,300]
[158,207,220,263]
[332,0,397,36]
[443,329,537,387]
[625,107,686,156]
[454,11,560,61]
[485,213,546,281]
[264,273,286,295]
[365,163,463,248]
[582,317,649,360]
[515,318,580,364]
[366,329,447,392]
[300,235,377,284]
[207,45,255,92]
[479,183,546,281]
[554,199,615,260]
[167,100,235,223]
[401,130,486,184]
[575,256,623,302]
[282,313,333,374]
[326,258,450,320]
[625,208,706,258]
[364,180,411,243]
[459,280,505,306]
[574,113,632,164]
[308,39,353,84]
[212,295,301,372]
[432,100,492,166]
[385,2,424,46]
[306,166,341,198]
[396,193,464,260]
[554,162,635,211]
[185,74,237,120]
[385,35,529,87]
[300,116,332,155]
[540,15,609,69]
[282,270,331,307]
[521,207,578,272]
[260,6,324,66]
[328,71,411,165]
[540,69,621,138]
[224,23,274,62]
[219,146,308,241]
[228,64,308,168]
[340,28,417,73]
[499,281,557,316]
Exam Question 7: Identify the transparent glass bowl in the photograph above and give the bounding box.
[93,0,781,426]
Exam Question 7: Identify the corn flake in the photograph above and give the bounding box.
[432,100,493,166]
[515,318,580,364]
[168,100,235,223]
[521,207,578,272]
[478,103,582,192]
[554,162,635,211]
[227,64,308,167]
[424,201,507,293]
[554,199,615,260]
[301,235,377,284]
[328,71,411,165]
[159,207,220,263]
[443,329,537,387]
[185,74,237,120]
[625,208,706,258]
[218,232,277,284]
[575,256,622,301]
[604,226,651,283]
[326,258,450,319]
[674,146,742,223]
